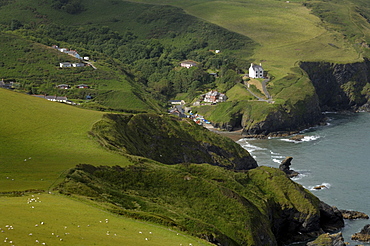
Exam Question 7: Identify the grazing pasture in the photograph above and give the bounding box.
[128,0,361,79]
[0,89,130,192]
[0,194,210,245]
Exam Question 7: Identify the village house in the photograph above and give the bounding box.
[72,63,85,67]
[0,79,18,89]
[169,100,185,106]
[203,90,227,103]
[249,63,264,78]
[53,45,85,60]
[180,60,197,69]
[59,62,72,68]
[56,84,70,89]
[33,95,68,103]
[76,84,90,89]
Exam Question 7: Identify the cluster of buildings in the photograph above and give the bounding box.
[52,45,89,61]
[56,84,90,89]
[59,62,85,68]
[0,79,19,90]
[32,95,69,103]
[202,90,227,103]
[32,95,78,105]
[52,45,92,69]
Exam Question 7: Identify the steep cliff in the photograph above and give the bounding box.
[233,59,370,135]
[300,60,370,112]
[241,73,323,136]
[242,94,322,135]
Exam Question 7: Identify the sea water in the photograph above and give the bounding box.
[237,112,370,244]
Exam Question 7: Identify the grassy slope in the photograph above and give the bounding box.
[0,193,210,246]
[0,88,131,192]
[0,31,159,112]
[0,89,213,245]
[128,0,362,79]
[56,164,321,245]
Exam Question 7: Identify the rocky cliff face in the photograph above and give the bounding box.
[300,60,370,112]
[242,59,370,135]
[243,94,323,136]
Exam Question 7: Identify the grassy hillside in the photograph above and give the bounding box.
[55,164,325,245]
[0,32,161,112]
[0,193,210,246]
[129,0,363,79]
[0,88,131,192]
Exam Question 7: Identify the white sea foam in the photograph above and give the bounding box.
[239,141,267,153]
[291,171,310,181]
[280,135,320,143]
[272,158,281,164]
[272,155,285,159]
[301,135,320,142]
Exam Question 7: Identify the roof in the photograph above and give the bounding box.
[250,63,263,69]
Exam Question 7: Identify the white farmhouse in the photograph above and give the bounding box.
[59,62,72,68]
[180,60,197,69]
[249,63,264,78]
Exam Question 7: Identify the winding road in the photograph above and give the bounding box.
[243,78,274,103]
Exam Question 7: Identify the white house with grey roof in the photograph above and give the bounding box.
[249,63,264,78]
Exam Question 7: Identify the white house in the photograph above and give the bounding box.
[249,63,264,78]
[72,63,85,67]
[60,62,72,68]
[180,60,197,69]
[169,100,185,105]
[32,95,68,103]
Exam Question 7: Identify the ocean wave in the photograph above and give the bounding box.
[272,155,285,159]
[272,158,281,164]
[307,182,331,191]
[280,135,320,143]
[239,141,267,153]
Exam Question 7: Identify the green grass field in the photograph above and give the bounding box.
[129,0,362,79]
[0,193,210,246]
[0,88,132,192]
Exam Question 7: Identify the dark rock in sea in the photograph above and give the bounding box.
[279,156,299,178]
[306,232,345,246]
[289,134,305,141]
[313,185,328,190]
[340,210,369,220]
[319,202,345,232]
[351,224,370,242]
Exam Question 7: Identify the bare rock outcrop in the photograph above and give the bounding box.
[307,232,345,246]
[279,156,299,178]
[351,224,370,242]
[340,210,369,220]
